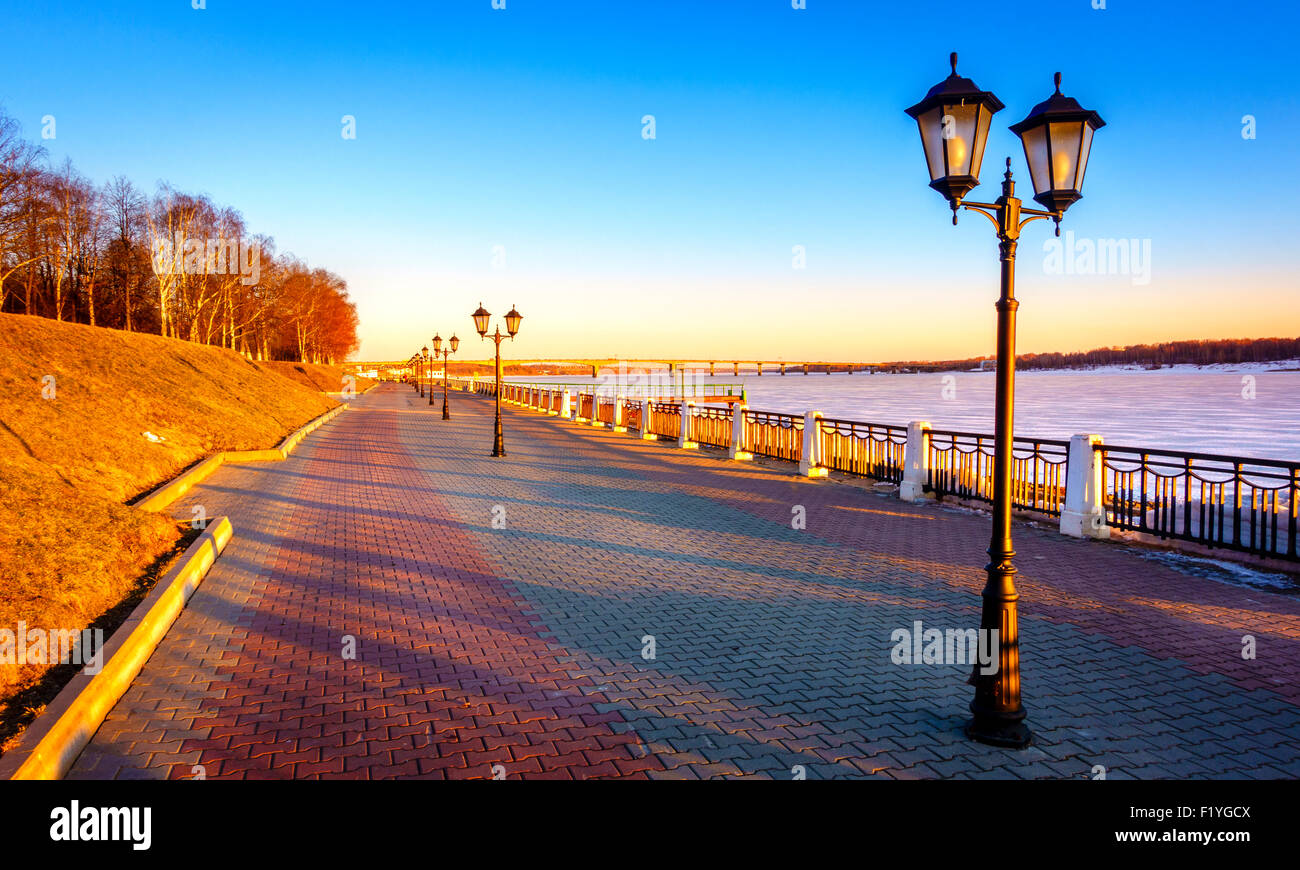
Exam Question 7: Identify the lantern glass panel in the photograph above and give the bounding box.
[918,106,946,183]
[1019,124,1051,196]
[1076,124,1095,192]
[970,103,992,181]
[942,101,979,177]
[432,335,442,353]
[450,335,460,353]
[1048,121,1083,190]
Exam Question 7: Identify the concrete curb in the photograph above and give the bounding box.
[0,517,234,780]
[229,402,349,462]
[133,402,349,512]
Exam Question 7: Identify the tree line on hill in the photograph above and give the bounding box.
[887,337,1300,372]
[0,110,359,363]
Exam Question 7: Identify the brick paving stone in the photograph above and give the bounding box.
[65,384,1300,780]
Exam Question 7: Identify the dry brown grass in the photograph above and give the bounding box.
[261,360,375,394]
[0,313,346,754]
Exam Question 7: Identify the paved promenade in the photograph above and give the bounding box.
[69,384,1300,779]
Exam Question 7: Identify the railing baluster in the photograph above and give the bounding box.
[1232,462,1242,547]
[1290,469,1298,559]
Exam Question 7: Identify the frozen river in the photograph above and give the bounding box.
[508,367,1300,462]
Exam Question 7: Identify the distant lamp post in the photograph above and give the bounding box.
[420,346,429,398]
[410,354,419,391]
[472,303,522,457]
[432,333,459,417]
[430,335,441,407]
[906,53,1103,749]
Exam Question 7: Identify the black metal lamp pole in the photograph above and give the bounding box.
[434,338,444,408]
[491,330,505,454]
[472,304,522,457]
[962,163,1043,748]
[441,351,450,416]
[419,346,429,398]
[906,55,1104,749]
[431,333,459,417]
[443,336,458,419]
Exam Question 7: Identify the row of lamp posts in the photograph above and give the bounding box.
[409,336,460,415]
[398,54,1099,751]
[410,303,522,455]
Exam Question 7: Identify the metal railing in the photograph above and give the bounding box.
[743,410,804,462]
[1098,445,1299,560]
[445,376,1299,562]
[596,397,616,426]
[495,380,743,399]
[623,399,642,432]
[926,430,1070,517]
[690,406,733,449]
[819,418,907,483]
[648,402,680,439]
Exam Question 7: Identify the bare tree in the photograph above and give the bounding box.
[0,112,47,312]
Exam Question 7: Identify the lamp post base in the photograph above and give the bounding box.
[442,400,450,420]
[491,419,505,457]
[965,712,1032,749]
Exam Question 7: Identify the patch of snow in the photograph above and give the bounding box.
[1136,550,1298,592]
[142,431,165,443]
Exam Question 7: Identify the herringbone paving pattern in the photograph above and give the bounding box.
[68,384,1300,779]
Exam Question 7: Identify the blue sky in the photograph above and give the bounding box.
[2,0,1296,361]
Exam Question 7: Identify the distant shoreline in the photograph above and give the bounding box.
[940,359,1300,375]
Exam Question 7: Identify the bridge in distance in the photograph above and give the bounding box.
[355,359,909,377]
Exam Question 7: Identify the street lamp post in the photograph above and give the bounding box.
[419,346,429,398]
[906,53,1104,748]
[410,355,418,391]
[429,336,439,408]
[471,303,522,456]
[431,333,460,418]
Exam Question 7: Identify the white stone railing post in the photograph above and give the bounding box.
[613,393,627,432]
[591,393,604,427]
[641,399,656,439]
[560,388,572,419]
[728,403,751,461]
[899,421,933,502]
[679,401,698,449]
[798,410,827,477]
[1060,434,1110,539]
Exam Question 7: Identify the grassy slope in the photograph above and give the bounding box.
[0,313,341,737]
[261,360,375,394]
